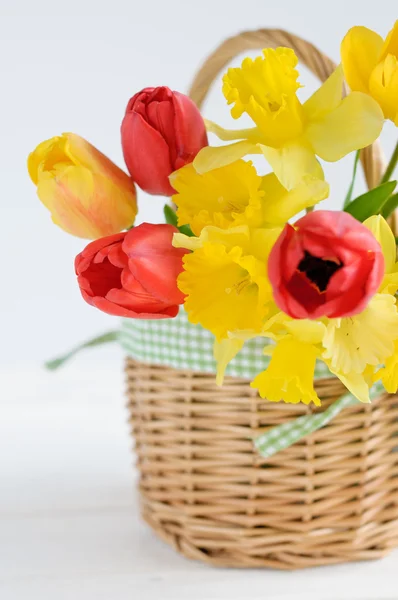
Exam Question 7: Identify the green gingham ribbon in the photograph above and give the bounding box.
[254,381,384,458]
[47,309,385,455]
[120,311,331,380]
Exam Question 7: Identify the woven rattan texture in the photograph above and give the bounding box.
[126,359,398,569]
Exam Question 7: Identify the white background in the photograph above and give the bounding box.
[1,1,398,598]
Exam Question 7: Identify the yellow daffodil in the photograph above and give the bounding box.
[376,340,398,393]
[171,159,264,235]
[361,215,398,394]
[364,214,398,294]
[193,48,383,190]
[251,337,321,405]
[171,158,329,235]
[28,133,137,239]
[322,293,398,375]
[174,225,281,341]
[341,21,398,124]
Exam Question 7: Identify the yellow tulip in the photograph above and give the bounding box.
[341,21,398,124]
[28,133,137,239]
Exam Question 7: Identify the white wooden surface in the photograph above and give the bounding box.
[2,362,398,600]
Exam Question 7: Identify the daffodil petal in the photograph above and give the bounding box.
[172,232,202,251]
[303,65,344,121]
[173,224,252,252]
[251,337,321,405]
[322,294,398,374]
[329,368,371,403]
[305,92,384,162]
[376,339,398,393]
[341,26,384,92]
[285,319,326,345]
[381,269,398,295]
[260,173,329,223]
[214,338,244,385]
[193,142,260,174]
[260,142,324,190]
[179,240,269,340]
[204,119,262,143]
[363,214,396,273]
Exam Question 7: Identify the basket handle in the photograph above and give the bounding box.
[188,28,385,192]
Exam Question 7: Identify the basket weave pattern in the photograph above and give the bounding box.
[127,362,398,569]
[126,29,398,569]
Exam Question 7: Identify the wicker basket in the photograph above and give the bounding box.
[126,29,398,570]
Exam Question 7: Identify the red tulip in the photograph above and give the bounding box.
[268,210,384,319]
[121,86,208,196]
[75,223,188,318]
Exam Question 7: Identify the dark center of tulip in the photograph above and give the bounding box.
[297,251,342,293]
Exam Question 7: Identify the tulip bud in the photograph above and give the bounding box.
[75,223,188,318]
[268,210,384,319]
[28,133,137,239]
[121,86,208,196]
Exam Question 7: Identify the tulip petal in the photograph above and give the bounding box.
[341,26,384,92]
[369,55,398,124]
[64,133,135,191]
[27,136,63,184]
[172,91,208,166]
[363,214,396,273]
[379,20,398,61]
[121,112,175,196]
[92,295,178,319]
[193,141,260,174]
[303,65,344,121]
[107,285,171,314]
[123,223,186,305]
[37,166,137,239]
[260,142,324,190]
[305,92,384,162]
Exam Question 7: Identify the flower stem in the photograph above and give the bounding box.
[381,140,398,183]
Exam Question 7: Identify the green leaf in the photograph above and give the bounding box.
[163,203,195,236]
[382,193,398,219]
[163,204,178,227]
[344,150,360,208]
[178,223,195,237]
[45,331,120,371]
[344,180,397,222]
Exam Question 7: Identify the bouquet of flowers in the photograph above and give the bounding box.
[29,22,398,432]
